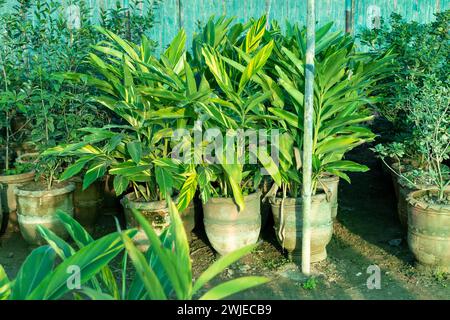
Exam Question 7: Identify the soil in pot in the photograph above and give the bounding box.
[14,181,75,246]
[317,174,339,219]
[202,192,261,256]
[269,192,333,263]
[70,177,104,233]
[407,189,450,271]
[121,193,196,251]
[0,170,36,233]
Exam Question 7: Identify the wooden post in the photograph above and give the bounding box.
[302,0,315,276]
[345,0,352,34]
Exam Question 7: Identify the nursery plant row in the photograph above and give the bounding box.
[0,1,448,300]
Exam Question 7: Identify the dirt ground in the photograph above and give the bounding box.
[1,146,449,300]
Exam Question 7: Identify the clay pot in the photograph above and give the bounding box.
[0,171,36,232]
[269,193,333,263]
[121,193,196,251]
[14,182,75,245]
[407,189,450,271]
[202,192,261,256]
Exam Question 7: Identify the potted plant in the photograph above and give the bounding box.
[0,90,35,233]
[401,77,450,270]
[194,18,283,256]
[48,28,208,249]
[268,21,387,227]
[14,154,75,245]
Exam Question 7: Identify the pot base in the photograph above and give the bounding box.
[288,249,327,264]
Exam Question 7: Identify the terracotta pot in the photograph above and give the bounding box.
[269,193,333,263]
[0,171,36,232]
[15,182,75,245]
[202,192,261,256]
[120,193,195,251]
[407,189,450,271]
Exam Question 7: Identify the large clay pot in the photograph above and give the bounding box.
[407,189,450,271]
[14,182,75,245]
[0,171,35,232]
[70,177,104,232]
[203,192,261,256]
[269,193,333,263]
[317,174,339,219]
[121,193,195,251]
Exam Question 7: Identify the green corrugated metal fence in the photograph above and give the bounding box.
[2,0,449,51]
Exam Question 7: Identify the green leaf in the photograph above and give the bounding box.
[323,160,369,173]
[0,266,11,300]
[37,226,76,259]
[81,287,115,300]
[238,40,274,94]
[132,209,185,299]
[127,141,142,164]
[113,175,130,196]
[177,170,198,212]
[10,246,56,300]
[29,231,129,300]
[83,162,107,190]
[57,210,93,248]
[199,277,269,300]
[155,166,174,198]
[192,244,257,295]
[121,233,167,300]
[60,156,93,181]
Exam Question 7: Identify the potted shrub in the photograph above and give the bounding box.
[0,67,35,232]
[402,77,450,270]
[14,155,75,245]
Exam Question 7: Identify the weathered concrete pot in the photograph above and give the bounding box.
[397,177,434,229]
[121,193,195,251]
[407,189,450,271]
[0,171,35,232]
[270,193,333,263]
[203,192,261,256]
[14,182,75,245]
[317,174,339,219]
[16,152,39,165]
[70,177,104,232]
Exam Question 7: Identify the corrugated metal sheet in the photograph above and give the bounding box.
[2,0,449,51]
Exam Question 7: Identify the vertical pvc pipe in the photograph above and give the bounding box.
[302,0,315,276]
[177,0,183,30]
[345,0,352,33]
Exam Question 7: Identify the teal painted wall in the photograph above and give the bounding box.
[2,0,449,51]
